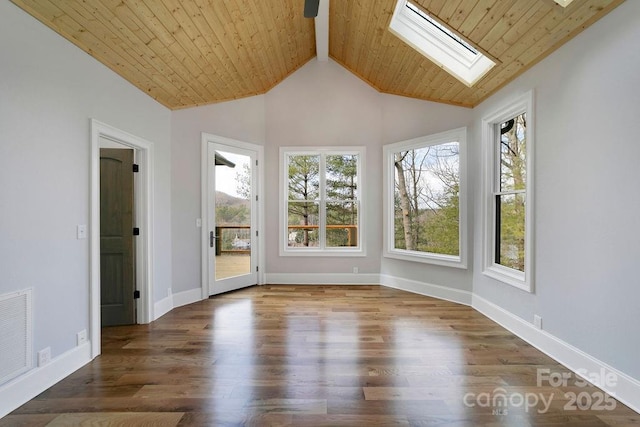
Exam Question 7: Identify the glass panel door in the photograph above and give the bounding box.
[209,143,257,295]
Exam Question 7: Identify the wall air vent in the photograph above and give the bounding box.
[0,289,33,385]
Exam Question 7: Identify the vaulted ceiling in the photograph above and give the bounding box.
[11,0,624,109]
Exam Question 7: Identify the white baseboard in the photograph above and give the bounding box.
[153,288,204,321]
[264,273,379,285]
[153,293,173,320]
[172,288,203,308]
[472,294,640,414]
[380,273,472,306]
[0,342,92,418]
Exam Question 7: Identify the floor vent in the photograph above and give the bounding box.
[0,289,33,385]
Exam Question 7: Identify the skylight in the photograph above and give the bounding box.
[389,0,496,87]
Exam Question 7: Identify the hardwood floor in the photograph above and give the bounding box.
[3,285,639,426]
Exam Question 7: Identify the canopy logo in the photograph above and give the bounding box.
[463,388,553,415]
[462,368,618,415]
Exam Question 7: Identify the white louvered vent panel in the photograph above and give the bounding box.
[0,289,33,385]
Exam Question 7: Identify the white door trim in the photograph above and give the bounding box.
[90,119,154,358]
[201,133,264,298]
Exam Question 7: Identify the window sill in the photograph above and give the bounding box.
[280,248,366,257]
[483,265,532,292]
[384,249,467,269]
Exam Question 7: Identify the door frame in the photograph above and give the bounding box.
[200,133,264,298]
[90,119,154,358]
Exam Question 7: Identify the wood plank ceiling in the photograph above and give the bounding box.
[11,0,625,109]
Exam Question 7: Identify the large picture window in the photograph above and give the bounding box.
[383,128,467,268]
[280,147,364,256]
[482,91,534,291]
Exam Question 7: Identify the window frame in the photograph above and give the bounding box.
[383,127,468,269]
[482,90,535,292]
[279,146,366,257]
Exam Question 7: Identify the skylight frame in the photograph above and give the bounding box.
[389,0,496,87]
[405,2,479,59]
[554,0,575,7]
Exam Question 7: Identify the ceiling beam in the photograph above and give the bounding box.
[315,0,329,61]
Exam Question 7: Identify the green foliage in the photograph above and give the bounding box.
[287,155,320,246]
[422,184,459,255]
[215,204,248,225]
[326,154,358,200]
[497,194,525,271]
[326,155,358,245]
[496,113,526,271]
[393,143,460,256]
[215,192,250,251]
[287,153,359,248]
[288,155,319,201]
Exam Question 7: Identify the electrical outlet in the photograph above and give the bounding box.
[77,330,87,346]
[534,315,542,329]
[37,347,51,367]
[352,267,359,274]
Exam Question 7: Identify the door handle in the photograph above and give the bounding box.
[210,231,214,248]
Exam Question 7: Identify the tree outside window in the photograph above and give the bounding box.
[481,90,533,291]
[383,128,467,268]
[496,113,526,272]
[282,148,363,255]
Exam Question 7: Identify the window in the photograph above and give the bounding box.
[280,147,365,256]
[389,0,495,87]
[482,91,534,291]
[383,128,467,268]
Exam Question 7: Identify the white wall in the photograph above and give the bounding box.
[379,94,473,292]
[0,0,171,374]
[471,0,640,379]
[169,59,473,293]
[263,59,474,288]
[264,60,383,276]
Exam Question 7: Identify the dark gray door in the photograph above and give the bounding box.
[100,148,135,326]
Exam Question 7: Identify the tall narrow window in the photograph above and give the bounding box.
[383,128,467,268]
[496,113,526,271]
[280,147,365,256]
[483,91,534,291]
